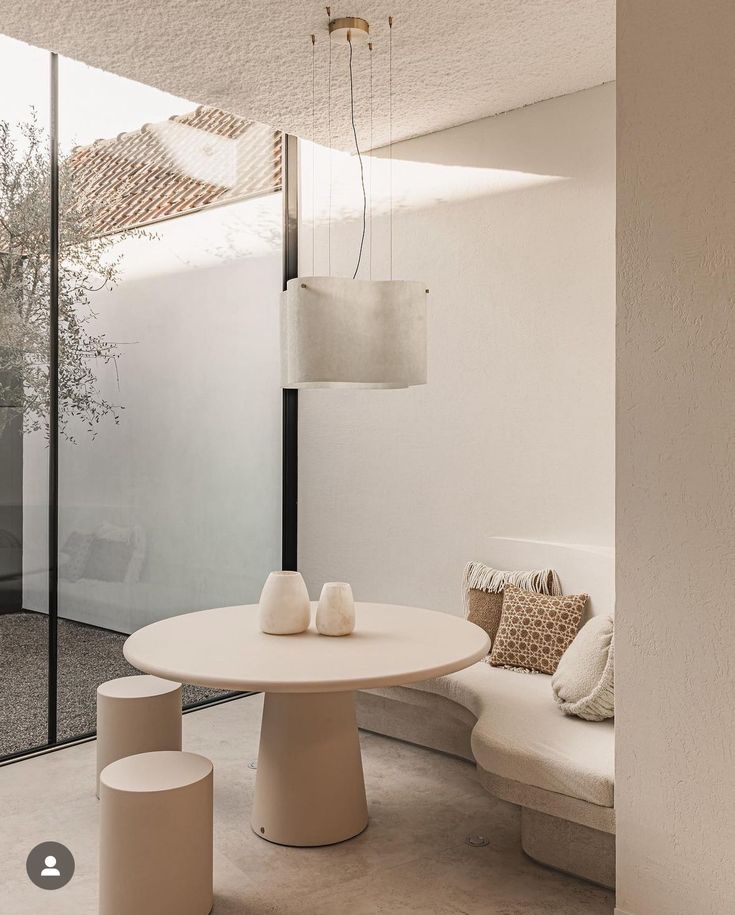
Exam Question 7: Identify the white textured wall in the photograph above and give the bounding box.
[616,3,735,914]
[298,84,615,614]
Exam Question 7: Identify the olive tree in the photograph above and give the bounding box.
[0,114,144,442]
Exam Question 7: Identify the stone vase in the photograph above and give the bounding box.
[316,582,355,637]
[258,571,311,634]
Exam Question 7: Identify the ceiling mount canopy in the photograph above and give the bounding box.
[281,12,429,390]
[328,16,369,43]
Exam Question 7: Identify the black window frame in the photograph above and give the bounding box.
[0,53,297,765]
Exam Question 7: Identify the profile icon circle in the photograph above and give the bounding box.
[26,842,75,889]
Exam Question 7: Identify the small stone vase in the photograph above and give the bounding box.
[258,571,311,634]
[316,582,355,637]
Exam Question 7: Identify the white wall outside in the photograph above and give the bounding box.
[298,83,615,615]
[23,193,283,632]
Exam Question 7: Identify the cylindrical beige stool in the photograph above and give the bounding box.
[96,675,182,797]
[99,751,213,915]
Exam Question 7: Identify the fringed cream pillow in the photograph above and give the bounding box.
[462,561,562,650]
[552,615,614,721]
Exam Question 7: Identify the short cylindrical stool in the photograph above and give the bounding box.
[96,675,182,797]
[99,751,213,915]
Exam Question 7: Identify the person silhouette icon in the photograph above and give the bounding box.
[26,842,74,889]
[41,855,61,878]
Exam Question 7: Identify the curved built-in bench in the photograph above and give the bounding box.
[357,661,615,889]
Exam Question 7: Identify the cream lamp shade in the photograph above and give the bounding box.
[281,276,427,389]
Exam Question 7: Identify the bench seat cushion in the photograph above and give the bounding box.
[399,662,614,808]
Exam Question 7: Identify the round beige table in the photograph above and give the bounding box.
[123,602,489,847]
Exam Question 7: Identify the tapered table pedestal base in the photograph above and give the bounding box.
[251,691,368,846]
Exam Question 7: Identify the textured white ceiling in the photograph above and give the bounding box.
[0,1,614,149]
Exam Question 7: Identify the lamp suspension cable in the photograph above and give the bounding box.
[311,33,316,275]
[327,7,333,276]
[285,13,428,391]
[368,40,373,280]
[348,33,367,280]
[388,15,393,281]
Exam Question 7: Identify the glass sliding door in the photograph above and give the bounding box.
[0,35,52,757]
[0,39,284,758]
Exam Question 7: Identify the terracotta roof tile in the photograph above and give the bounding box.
[69,106,282,236]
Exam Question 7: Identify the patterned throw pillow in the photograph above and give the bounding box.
[489,584,588,675]
[59,531,94,582]
[462,561,562,648]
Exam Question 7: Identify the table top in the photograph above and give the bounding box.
[123,602,490,693]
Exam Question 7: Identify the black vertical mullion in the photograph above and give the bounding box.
[47,52,59,745]
[282,134,298,571]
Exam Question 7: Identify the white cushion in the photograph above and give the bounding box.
[552,615,614,721]
[93,521,146,583]
[405,662,614,808]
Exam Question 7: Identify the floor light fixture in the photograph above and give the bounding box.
[281,13,428,389]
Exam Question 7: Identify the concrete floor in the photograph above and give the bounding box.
[0,695,615,914]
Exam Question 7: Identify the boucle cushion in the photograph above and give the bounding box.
[552,615,614,721]
[84,538,134,582]
[490,584,587,675]
[462,561,562,647]
[91,521,146,583]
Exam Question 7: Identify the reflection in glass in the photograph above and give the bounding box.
[0,42,283,757]
[53,58,283,741]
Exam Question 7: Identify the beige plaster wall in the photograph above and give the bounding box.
[616,2,735,913]
[298,84,615,615]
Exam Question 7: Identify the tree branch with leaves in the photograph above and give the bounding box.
[0,113,148,442]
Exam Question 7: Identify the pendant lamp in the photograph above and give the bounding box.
[281,14,428,389]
